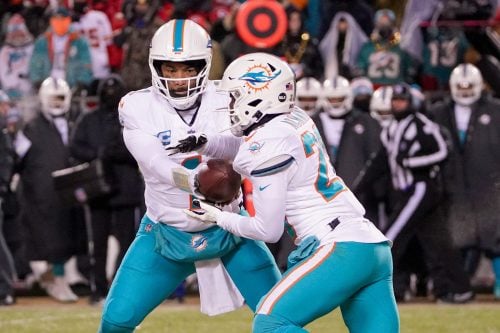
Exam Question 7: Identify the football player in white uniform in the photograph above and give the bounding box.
[295,77,322,116]
[99,20,280,333]
[176,53,399,332]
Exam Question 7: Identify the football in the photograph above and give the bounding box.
[196,159,242,204]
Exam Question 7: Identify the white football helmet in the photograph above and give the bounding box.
[149,19,212,109]
[322,76,352,117]
[219,52,295,137]
[296,77,321,116]
[449,63,483,106]
[370,86,393,127]
[38,77,71,117]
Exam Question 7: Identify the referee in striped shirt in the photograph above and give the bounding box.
[353,83,473,303]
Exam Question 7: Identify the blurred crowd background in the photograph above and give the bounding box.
[0,0,499,307]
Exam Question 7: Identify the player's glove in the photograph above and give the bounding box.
[172,163,207,200]
[166,134,208,155]
[184,199,222,224]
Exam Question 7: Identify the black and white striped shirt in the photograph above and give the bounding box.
[381,113,448,190]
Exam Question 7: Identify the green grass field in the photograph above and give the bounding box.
[1,298,499,333]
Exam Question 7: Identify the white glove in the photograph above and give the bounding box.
[172,163,208,200]
[184,200,222,224]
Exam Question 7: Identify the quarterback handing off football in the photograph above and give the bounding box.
[197,159,242,204]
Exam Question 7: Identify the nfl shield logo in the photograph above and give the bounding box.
[157,130,171,146]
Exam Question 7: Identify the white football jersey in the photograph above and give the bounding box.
[0,44,34,97]
[119,82,235,231]
[231,108,387,245]
[73,10,112,79]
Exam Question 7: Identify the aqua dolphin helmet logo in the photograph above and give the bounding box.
[237,64,281,92]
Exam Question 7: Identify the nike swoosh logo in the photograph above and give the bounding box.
[259,184,271,191]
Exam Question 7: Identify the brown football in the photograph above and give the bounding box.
[197,159,242,204]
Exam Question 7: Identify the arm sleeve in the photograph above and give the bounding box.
[123,126,180,186]
[404,119,448,168]
[216,161,293,243]
[200,133,242,160]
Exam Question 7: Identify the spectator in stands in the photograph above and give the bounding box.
[186,13,225,80]
[320,12,368,80]
[0,14,33,100]
[210,1,238,43]
[22,0,51,39]
[72,0,113,80]
[29,7,93,89]
[70,74,144,305]
[429,63,500,300]
[357,9,418,86]
[14,77,81,303]
[421,27,469,91]
[0,90,17,306]
[281,5,323,80]
[0,14,34,101]
[353,83,474,303]
[116,0,165,91]
[318,0,374,40]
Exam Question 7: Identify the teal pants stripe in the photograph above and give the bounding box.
[254,242,399,333]
[99,216,281,332]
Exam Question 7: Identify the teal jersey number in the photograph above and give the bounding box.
[301,128,345,201]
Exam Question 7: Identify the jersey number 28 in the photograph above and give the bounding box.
[301,129,345,201]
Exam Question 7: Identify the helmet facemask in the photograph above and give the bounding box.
[322,76,352,118]
[325,95,349,117]
[151,59,209,110]
[298,96,319,115]
[44,94,70,116]
[296,77,321,116]
[452,81,481,106]
[148,19,213,110]
[39,77,71,117]
[370,86,393,126]
[449,64,483,106]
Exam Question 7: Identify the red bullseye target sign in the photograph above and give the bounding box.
[235,0,287,48]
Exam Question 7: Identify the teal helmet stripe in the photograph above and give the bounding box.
[173,19,185,52]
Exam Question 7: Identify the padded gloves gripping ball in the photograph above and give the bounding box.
[197,159,242,204]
